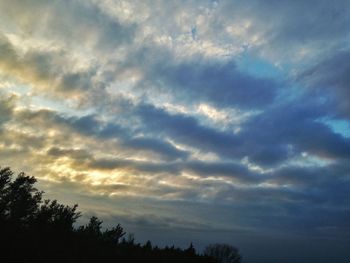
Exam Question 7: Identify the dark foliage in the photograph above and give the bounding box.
[0,167,221,263]
[204,243,241,263]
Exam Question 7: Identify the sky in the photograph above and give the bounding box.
[0,0,350,262]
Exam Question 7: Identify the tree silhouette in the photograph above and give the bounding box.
[36,199,80,231]
[143,240,153,250]
[102,223,126,244]
[0,167,12,218]
[185,242,196,256]
[0,166,237,263]
[80,216,103,236]
[0,168,42,225]
[204,243,241,263]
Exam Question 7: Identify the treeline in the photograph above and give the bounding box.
[0,167,241,263]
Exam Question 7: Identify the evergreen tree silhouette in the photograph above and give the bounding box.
[204,243,241,263]
[0,166,237,263]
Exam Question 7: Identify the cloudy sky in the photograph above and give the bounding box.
[1,0,350,262]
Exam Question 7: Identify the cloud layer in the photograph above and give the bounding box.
[1,1,350,262]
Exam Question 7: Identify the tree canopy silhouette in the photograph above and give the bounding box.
[0,166,239,263]
[204,243,242,263]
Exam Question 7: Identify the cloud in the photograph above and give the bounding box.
[64,113,190,161]
[0,33,101,100]
[133,99,350,168]
[299,50,350,116]
[0,93,16,128]
[149,58,278,109]
[0,0,136,52]
[215,0,350,62]
[0,34,18,69]
[47,147,91,161]
[123,44,279,110]
[134,104,243,158]
[1,1,350,261]
[184,161,259,183]
[122,137,189,161]
[87,158,180,176]
[267,162,350,204]
[238,99,350,165]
